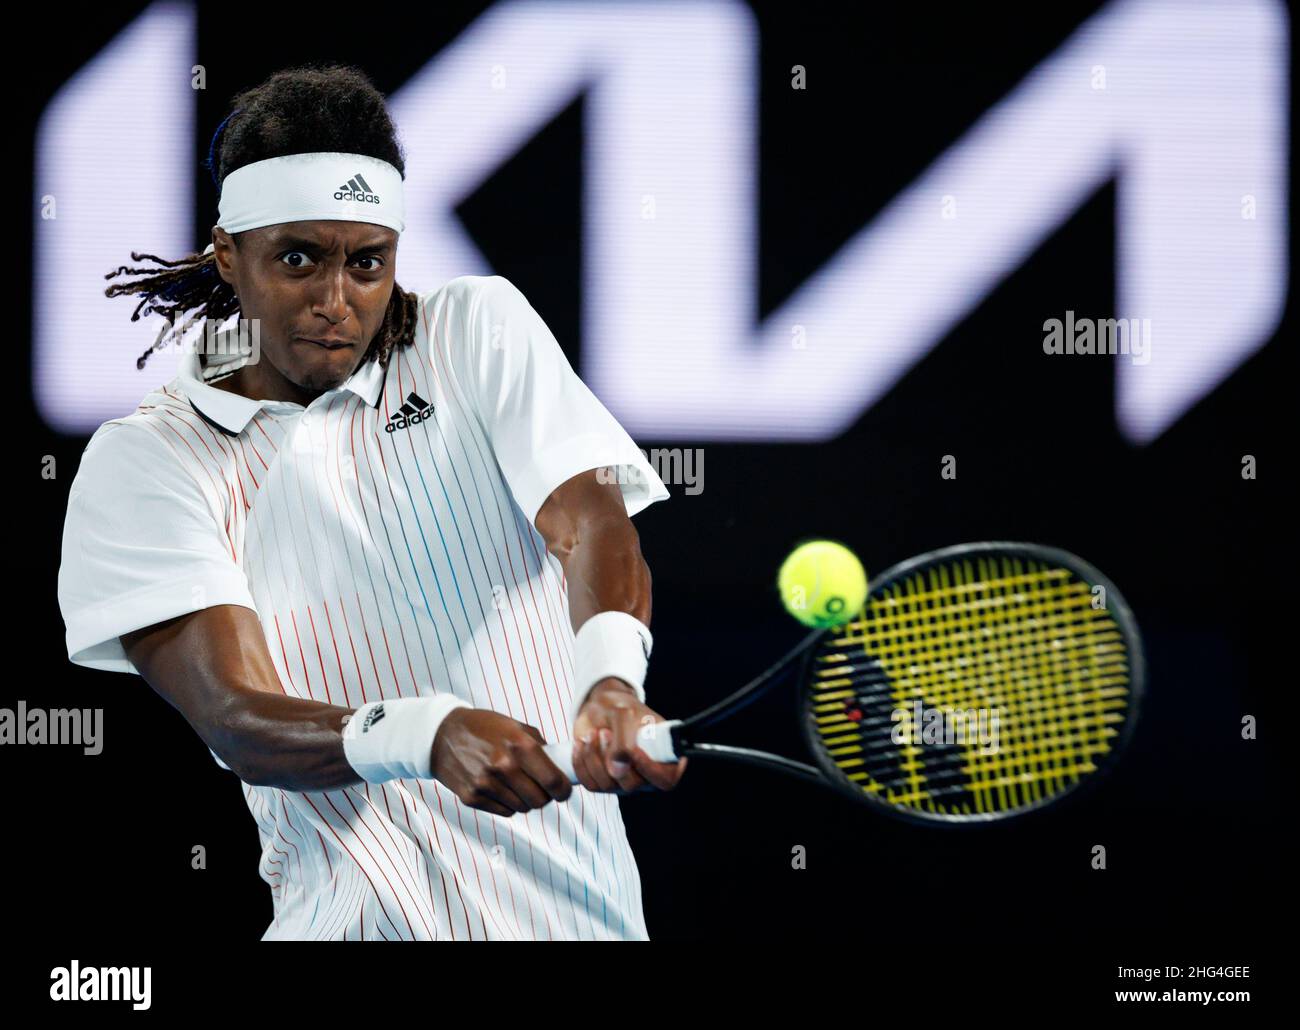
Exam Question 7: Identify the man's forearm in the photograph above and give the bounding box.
[123,606,364,792]
[209,689,360,790]
[553,509,654,724]
[556,509,652,632]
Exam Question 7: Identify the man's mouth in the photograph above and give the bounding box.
[295,337,355,351]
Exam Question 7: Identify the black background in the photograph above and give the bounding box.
[12,0,1288,1009]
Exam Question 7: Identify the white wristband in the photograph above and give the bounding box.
[570,611,653,729]
[342,696,471,783]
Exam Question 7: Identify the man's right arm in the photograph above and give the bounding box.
[120,603,359,790]
[119,603,572,812]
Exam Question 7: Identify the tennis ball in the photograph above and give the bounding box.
[777,539,868,628]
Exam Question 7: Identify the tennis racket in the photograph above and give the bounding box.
[543,541,1143,824]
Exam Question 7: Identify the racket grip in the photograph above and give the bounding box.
[543,720,682,785]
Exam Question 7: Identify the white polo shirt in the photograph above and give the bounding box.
[58,274,669,940]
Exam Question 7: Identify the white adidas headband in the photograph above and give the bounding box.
[202,151,404,255]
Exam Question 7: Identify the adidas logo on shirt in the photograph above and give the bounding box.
[384,392,434,433]
[335,172,380,204]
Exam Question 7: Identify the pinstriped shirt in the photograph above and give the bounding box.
[58,274,669,940]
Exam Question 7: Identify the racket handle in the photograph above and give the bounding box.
[543,719,683,784]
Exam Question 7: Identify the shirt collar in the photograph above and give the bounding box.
[177,327,388,435]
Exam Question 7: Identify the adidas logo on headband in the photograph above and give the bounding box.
[335,172,381,205]
[216,153,404,234]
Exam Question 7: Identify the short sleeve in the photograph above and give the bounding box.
[438,275,670,525]
[58,422,258,675]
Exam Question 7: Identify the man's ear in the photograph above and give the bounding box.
[209,227,239,288]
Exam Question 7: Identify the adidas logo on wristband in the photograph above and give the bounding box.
[361,703,386,733]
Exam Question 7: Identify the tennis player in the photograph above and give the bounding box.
[57,65,686,940]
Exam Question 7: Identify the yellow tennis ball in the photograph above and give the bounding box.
[777,540,868,628]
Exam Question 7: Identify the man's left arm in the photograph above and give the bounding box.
[535,468,687,794]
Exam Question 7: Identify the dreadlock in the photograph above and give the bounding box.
[104,63,419,372]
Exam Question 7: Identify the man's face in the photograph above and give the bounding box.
[212,220,398,394]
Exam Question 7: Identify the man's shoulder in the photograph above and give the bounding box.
[416,274,526,323]
[76,393,194,475]
[69,408,215,523]
[411,276,529,377]
[84,401,178,449]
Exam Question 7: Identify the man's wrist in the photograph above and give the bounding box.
[575,677,638,719]
[342,695,472,783]
[570,613,652,729]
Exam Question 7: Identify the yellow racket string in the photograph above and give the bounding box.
[808,557,1132,816]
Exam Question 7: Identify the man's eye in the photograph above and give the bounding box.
[353,256,383,271]
[280,251,314,268]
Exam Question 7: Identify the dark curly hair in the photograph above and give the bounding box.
[105,63,419,371]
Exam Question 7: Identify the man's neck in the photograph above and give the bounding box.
[208,360,328,408]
